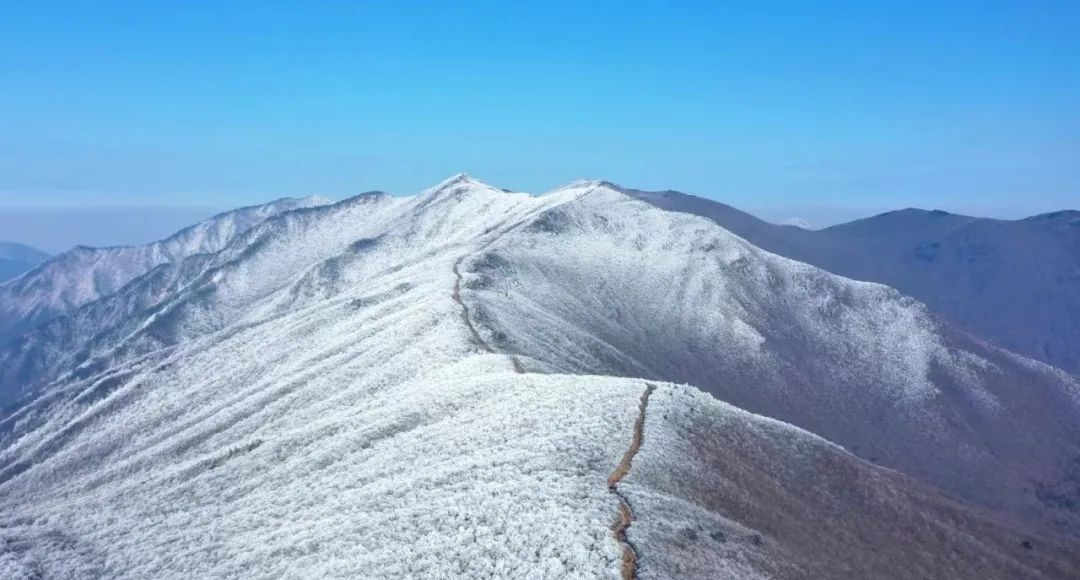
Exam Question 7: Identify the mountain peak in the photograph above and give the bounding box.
[544,179,629,197]
[301,195,334,206]
[1027,209,1080,221]
[431,172,486,190]
[416,174,515,206]
[545,180,696,202]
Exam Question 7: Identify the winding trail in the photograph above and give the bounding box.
[447,187,606,374]
[607,384,656,580]
[453,252,656,579]
[452,256,493,354]
[452,256,524,373]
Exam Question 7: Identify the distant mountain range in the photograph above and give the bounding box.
[629,189,1080,374]
[0,241,50,283]
[0,177,1077,579]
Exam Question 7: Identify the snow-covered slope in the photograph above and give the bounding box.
[1,176,1078,579]
[0,196,330,346]
[0,242,50,283]
[629,189,1080,374]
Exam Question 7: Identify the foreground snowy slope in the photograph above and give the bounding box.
[0,195,329,346]
[629,189,1080,374]
[1,176,1078,579]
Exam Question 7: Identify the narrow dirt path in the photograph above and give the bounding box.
[607,384,656,580]
[447,189,606,375]
[452,256,524,373]
[453,251,655,578]
[452,256,493,354]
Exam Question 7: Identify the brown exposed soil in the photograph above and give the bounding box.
[607,384,656,580]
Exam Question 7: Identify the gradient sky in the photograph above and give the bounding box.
[2,1,1078,248]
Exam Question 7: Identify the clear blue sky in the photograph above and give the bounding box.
[1,1,1078,246]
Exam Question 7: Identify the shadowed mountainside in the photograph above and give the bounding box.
[628,188,1080,374]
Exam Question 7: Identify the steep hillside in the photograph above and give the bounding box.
[1,176,1077,579]
[629,189,1080,374]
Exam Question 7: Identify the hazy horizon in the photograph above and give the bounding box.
[2,178,1074,253]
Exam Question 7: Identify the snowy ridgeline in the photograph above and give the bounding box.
[629,189,1080,374]
[0,196,330,346]
[1,175,1079,579]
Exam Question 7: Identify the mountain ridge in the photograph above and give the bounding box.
[0,195,330,347]
[2,176,1078,579]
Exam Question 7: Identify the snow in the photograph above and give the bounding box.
[1,175,1079,578]
[1,370,646,578]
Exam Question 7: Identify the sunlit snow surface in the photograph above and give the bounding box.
[2,176,1079,579]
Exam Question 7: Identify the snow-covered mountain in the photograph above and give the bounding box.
[1,176,1078,579]
[0,196,330,347]
[628,189,1080,374]
[0,241,50,283]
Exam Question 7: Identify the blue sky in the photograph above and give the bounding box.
[1,1,1078,247]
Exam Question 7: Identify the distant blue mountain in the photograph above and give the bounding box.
[0,241,50,283]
